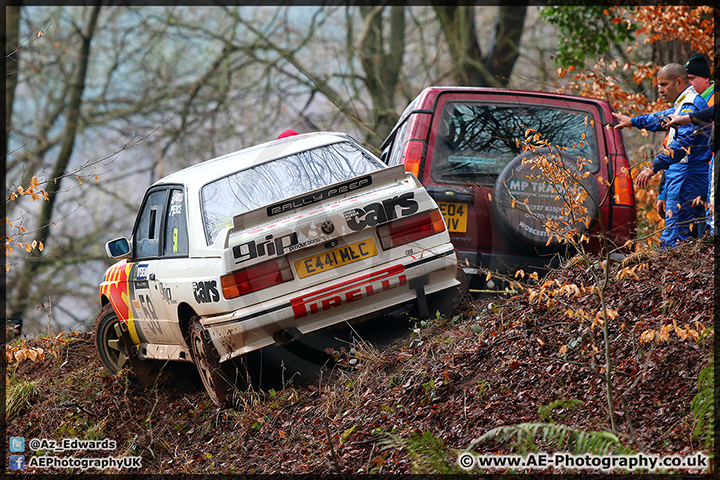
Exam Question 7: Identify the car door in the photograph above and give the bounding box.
[151,187,192,343]
[128,187,188,345]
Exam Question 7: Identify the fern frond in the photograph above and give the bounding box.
[691,360,714,451]
[468,422,633,456]
[379,430,464,474]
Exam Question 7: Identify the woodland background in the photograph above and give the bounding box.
[3,4,715,334]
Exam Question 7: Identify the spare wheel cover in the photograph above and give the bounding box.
[491,148,600,252]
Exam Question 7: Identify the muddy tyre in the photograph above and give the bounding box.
[189,318,240,408]
[94,303,129,374]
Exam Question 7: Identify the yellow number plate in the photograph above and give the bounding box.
[294,238,378,279]
[438,202,468,233]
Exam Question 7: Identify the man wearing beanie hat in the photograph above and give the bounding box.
[685,52,715,235]
[685,52,714,106]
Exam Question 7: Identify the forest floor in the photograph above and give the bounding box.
[4,238,714,475]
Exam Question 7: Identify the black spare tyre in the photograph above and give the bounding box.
[491,148,600,252]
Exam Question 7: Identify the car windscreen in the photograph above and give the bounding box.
[432,102,600,186]
[201,141,384,245]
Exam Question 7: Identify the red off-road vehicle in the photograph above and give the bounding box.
[380,86,637,289]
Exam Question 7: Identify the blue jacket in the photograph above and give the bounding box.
[632,86,710,245]
[631,86,711,173]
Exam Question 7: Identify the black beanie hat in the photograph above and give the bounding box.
[685,52,711,78]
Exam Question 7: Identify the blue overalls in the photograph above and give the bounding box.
[632,86,711,246]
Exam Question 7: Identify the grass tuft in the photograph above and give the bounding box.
[5,380,39,421]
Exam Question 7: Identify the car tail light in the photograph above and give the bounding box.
[221,258,293,299]
[612,156,634,206]
[403,140,425,179]
[377,209,446,250]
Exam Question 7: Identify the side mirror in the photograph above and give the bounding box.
[105,237,132,259]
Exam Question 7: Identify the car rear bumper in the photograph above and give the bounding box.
[202,244,459,362]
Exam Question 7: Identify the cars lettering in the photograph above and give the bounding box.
[193,281,220,303]
[344,192,419,231]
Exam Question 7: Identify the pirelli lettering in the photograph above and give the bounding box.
[291,265,407,320]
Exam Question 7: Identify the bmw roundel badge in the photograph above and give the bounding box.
[321,220,335,235]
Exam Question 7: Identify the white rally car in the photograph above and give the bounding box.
[95,132,460,406]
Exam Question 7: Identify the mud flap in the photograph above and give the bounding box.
[116,321,161,387]
[201,328,218,356]
[410,277,430,318]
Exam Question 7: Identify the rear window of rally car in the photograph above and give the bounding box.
[201,141,385,245]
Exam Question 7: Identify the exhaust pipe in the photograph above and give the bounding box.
[273,327,302,346]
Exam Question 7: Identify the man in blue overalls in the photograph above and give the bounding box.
[614,63,711,247]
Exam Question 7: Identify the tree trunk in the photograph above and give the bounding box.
[358,6,405,147]
[10,4,102,320]
[433,4,488,86]
[484,5,527,86]
[433,4,526,88]
[5,4,22,150]
[3,4,23,321]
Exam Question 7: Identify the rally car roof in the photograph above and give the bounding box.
[154,131,358,191]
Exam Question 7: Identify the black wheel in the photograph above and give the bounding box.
[189,318,239,408]
[94,303,129,374]
[491,148,600,253]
